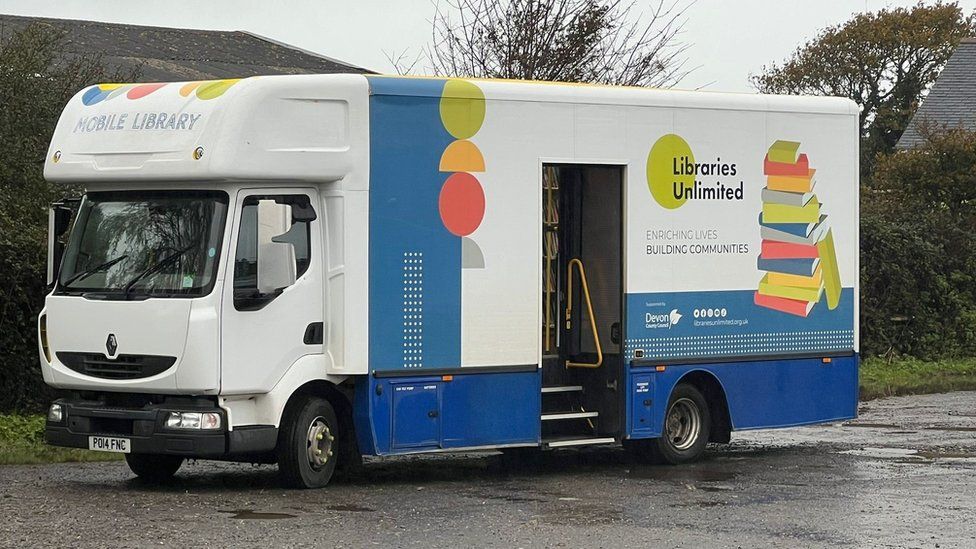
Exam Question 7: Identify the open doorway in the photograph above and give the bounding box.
[541,164,624,440]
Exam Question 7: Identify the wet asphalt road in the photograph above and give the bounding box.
[2,392,975,549]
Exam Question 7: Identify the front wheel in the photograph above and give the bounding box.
[277,396,339,489]
[124,453,183,483]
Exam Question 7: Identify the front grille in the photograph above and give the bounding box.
[57,352,177,380]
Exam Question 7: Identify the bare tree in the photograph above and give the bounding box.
[395,0,692,87]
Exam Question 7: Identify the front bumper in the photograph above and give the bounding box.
[45,397,277,458]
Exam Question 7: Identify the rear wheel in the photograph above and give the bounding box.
[654,383,710,464]
[277,396,339,489]
[629,383,710,465]
[124,453,183,483]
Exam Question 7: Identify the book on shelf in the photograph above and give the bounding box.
[766,169,816,193]
[758,273,824,302]
[761,187,816,207]
[754,292,817,317]
[767,140,801,164]
[764,153,809,176]
[761,240,819,259]
[767,264,823,288]
[760,224,828,246]
[762,200,821,224]
[817,228,842,310]
[759,213,826,237]
[757,256,821,277]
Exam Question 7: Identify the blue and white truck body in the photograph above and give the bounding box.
[39,74,859,487]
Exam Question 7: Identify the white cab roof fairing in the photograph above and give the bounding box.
[44,74,370,189]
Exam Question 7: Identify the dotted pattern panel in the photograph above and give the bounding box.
[624,330,855,361]
[402,252,424,368]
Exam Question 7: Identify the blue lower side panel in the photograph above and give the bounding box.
[627,354,859,439]
[354,370,541,455]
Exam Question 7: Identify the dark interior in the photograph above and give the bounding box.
[542,164,624,439]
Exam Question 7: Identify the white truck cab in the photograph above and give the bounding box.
[41,75,370,487]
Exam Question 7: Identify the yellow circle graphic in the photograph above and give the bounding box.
[440,79,486,139]
[647,134,694,209]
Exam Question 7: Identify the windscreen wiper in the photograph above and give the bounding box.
[121,243,197,299]
[60,255,128,287]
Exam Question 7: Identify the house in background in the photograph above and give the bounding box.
[0,14,372,80]
[897,37,976,149]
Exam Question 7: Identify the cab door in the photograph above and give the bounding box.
[220,188,324,394]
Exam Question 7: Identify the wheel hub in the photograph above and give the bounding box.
[666,397,701,451]
[306,416,334,470]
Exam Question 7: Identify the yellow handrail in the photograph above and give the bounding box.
[565,258,603,369]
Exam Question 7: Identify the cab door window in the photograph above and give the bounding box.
[233,194,315,311]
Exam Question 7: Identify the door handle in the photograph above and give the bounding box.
[303,322,323,345]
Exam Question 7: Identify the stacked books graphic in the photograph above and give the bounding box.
[756,140,842,317]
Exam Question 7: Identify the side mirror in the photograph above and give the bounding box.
[256,199,297,294]
[47,205,73,286]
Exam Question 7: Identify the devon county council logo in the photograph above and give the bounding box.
[669,309,683,326]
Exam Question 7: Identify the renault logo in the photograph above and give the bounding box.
[106,334,118,357]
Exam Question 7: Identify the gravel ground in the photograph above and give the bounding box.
[2,391,975,548]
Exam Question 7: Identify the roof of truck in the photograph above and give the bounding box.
[368,74,859,116]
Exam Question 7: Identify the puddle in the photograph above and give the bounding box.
[220,509,297,520]
[695,500,725,507]
[842,447,976,461]
[467,489,548,504]
[916,450,976,459]
[325,504,377,513]
[541,503,624,526]
[631,467,736,483]
[841,447,927,460]
[675,500,727,508]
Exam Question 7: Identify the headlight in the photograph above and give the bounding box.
[47,403,63,423]
[165,411,221,430]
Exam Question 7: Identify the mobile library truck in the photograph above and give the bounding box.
[39,74,859,488]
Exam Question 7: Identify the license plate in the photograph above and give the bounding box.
[88,436,130,453]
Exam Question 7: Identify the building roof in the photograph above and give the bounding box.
[0,14,372,81]
[897,38,976,149]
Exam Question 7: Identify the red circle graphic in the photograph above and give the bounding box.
[439,172,485,237]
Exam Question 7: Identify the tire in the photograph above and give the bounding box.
[124,453,183,483]
[277,396,339,489]
[647,383,711,465]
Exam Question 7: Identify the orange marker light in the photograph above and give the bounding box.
[655,365,667,372]
[442,375,454,381]
[822,357,832,364]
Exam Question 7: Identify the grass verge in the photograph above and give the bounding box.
[859,356,976,401]
[0,413,122,465]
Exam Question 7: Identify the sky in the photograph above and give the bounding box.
[2,0,975,92]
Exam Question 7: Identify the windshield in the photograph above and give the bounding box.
[57,190,228,297]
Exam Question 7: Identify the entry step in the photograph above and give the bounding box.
[541,411,599,421]
[543,436,616,448]
[541,385,583,394]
